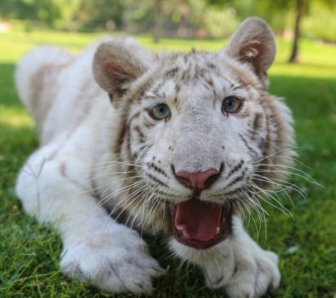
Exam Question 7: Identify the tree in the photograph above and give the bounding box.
[72,0,124,31]
[288,0,305,63]
[0,0,63,27]
[153,0,163,43]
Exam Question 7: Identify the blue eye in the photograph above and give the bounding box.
[149,103,171,120]
[222,96,243,114]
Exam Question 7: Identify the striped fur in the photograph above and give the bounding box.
[95,41,295,232]
[15,18,294,297]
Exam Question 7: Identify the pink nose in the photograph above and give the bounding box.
[175,169,220,189]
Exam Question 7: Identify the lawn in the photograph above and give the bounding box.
[0,30,336,297]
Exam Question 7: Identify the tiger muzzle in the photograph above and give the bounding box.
[169,165,232,249]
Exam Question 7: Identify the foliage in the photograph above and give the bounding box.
[71,0,124,31]
[0,0,65,27]
[1,0,336,41]
[303,0,336,41]
[1,29,336,297]
[203,7,239,38]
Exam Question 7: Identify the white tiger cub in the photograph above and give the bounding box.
[15,18,295,297]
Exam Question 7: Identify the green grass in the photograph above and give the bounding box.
[1,30,336,297]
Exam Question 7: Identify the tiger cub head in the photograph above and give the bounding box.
[93,17,295,250]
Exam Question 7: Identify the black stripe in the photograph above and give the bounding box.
[253,112,263,131]
[222,188,243,197]
[146,173,168,188]
[129,111,141,122]
[137,144,152,161]
[231,85,243,91]
[113,114,128,156]
[226,160,244,179]
[134,126,145,143]
[239,134,260,158]
[152,80,164,95]
[165,67,179,77]
[144,120,155,128]
[206,62,216,69]
[126,124,132,161]
[226,176,244,190]
[147,163,169,178]
[225,167,247,191]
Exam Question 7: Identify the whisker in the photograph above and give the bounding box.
[253,175,305,208]
[253,147,297,164]
[130,188,156,231]
[251,185,294,219]
[247,191,269,241]
[252,174,305,201]
[84,171,141,185]
[241,190,268,238]
[255,168,320,187]
[113,187,149,225]
[89,161,144,171]
[81,174,145,198]
[254,163,321,186]
[107,183,148,218]
[138,192,161,236]
[99,179,145,207]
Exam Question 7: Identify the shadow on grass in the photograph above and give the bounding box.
[0,63,22,108]
[0,123,38,190]
[269,75,336,119]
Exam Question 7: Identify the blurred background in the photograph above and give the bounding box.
[1,0,336,297]
[0,0,336,62]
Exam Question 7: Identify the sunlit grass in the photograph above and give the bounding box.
[0,107,33,127]
[2,29,336,78]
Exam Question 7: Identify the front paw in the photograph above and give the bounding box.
[60,229,164,294]
[224,250,280,298]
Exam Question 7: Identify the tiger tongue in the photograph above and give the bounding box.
[175,199,222,242]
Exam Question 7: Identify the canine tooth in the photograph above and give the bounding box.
[216,227,220,234]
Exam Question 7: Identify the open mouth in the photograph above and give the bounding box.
[169,196,233,249]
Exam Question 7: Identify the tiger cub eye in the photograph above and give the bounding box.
[222,96,243,114]
[149,103,171,120]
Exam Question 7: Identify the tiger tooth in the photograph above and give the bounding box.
[216,226,220,234]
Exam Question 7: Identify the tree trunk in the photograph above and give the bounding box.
[153,0,162,44]
[288,0,304,63]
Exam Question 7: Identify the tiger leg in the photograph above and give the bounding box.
[15,144,164,294]
[170,216,280,298]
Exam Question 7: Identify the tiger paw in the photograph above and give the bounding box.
[223,249,280,298]
[60,229,164,294]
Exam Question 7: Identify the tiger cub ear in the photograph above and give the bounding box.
[223,17,276,87]
[93,42,147,101]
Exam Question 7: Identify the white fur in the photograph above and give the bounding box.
[15,19,294,297]
[170,217,280,297]
[16,40,163,294]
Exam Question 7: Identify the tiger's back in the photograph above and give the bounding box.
[16,47,104,145]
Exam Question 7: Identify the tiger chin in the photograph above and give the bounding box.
[15,17,295,297]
